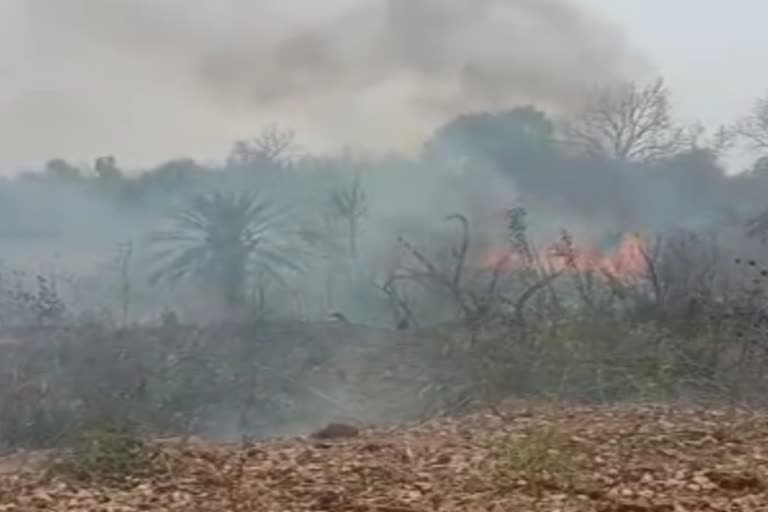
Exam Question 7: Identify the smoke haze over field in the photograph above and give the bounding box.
[6,0,768,452]
[0,0,644,168]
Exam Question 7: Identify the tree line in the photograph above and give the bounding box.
[4,77,768,318]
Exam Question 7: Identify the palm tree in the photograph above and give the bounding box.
[147,191,302,309]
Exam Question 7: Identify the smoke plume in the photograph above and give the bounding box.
[2,0,646,166]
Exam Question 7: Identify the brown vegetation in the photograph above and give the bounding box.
[3,405,768,510]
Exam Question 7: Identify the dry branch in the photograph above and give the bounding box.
[562,78,686,162]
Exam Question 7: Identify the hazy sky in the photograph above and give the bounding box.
[1,1,766,171]
[585,0,768,128]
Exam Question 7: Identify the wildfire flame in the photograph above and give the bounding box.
[477,232,650,284]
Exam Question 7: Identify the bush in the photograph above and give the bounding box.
[47,418,157,485]
[489,424,591,496]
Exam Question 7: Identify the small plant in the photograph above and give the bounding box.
[490,425,586,496]
[4,272,67,326]
[48,419,157,485]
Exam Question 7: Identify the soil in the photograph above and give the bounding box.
[2,403,768,511]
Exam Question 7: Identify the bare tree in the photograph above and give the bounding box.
[228,123,298,168]
[328,173,368,258]
[734,93,768,153]
[390,213,562,345]
[685,123,735,158]
[561,78,686,162]
[376,274,417,330]
[114,241,134,327]
[742,94,768,238]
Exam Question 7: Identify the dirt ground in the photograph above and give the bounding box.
[1,403,768,511]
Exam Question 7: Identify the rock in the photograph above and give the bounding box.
[309,422,360,440]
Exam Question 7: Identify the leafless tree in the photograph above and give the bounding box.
[390,213,563,346]
[394,214,474,321]
[685,123,735,158]
[734,93,768,153]
[738,94,768,238]
[376,274,417,330]
[328,173,368,258]
[228,123,298,168]
[561,78,686,162]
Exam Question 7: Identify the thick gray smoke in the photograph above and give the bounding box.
[2,0,645,166]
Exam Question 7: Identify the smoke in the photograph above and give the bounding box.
[2,0,646,166]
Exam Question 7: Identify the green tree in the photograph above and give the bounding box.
[45,158,82,181]
[118,159,211,208]
[148,192,302,309]
[424,106,557,175]
[94,155,122,182]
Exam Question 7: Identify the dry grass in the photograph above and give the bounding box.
[489,423,589,497]
[2,404,768,511]
[45,422,157,486]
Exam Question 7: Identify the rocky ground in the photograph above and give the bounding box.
[1,403,768,511]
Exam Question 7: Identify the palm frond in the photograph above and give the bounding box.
[147,230,203,244]
[149,245,210,284]
[252,246,305,275]
[147,190,305,304]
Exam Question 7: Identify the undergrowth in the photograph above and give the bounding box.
[46,418,158,485]
[489,424,594,497]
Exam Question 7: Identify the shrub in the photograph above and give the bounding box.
[489,424,590,496]
[47,418,157,485]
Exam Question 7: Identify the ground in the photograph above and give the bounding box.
[1,403,768,511]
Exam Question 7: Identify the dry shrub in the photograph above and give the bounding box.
[489,424,592,496]
[47,418,157,485]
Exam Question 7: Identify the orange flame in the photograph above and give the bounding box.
[477,233,650,284]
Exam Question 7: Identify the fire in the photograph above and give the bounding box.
[477,233,650,284]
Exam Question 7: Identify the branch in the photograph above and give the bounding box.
[445,214,469,289]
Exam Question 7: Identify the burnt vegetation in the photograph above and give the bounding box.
[3,78,768,459]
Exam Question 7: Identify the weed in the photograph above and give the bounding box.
[490,424,588,496]
[47,419,157,485]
